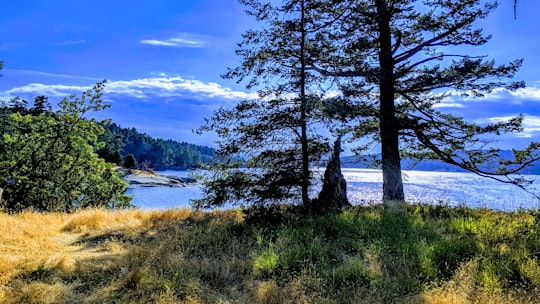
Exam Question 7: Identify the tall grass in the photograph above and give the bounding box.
[1,205,539,303]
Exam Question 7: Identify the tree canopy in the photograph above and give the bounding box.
[99,122,215,170]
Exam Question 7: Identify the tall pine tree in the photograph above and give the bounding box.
[306,0,538,203]
[197,0,335,209]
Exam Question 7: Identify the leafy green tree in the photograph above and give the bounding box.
[306,0,538,202]
[0,81,131,212]
[124,154,138,169]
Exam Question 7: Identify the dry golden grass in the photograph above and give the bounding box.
[0,208,203,304]
[409,259,537,304]
[115,167,159,177]
[0,211,69,282]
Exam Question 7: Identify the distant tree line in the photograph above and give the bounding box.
[98,122,216,170]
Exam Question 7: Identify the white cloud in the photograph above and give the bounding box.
[509,86,540,100]
[140,33,205,48]
[485,115,540,138]
[4,83,92,98]
[2,76,258,102]
[104,76,258,100]
[479,86,540,101]
[433,102,465,109]
[445,83,540,103]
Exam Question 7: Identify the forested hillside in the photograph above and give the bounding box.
[98,122,215,170]
[0,97,216,171]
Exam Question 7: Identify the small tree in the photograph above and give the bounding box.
[124,154,138,169]
[30,95,51,115]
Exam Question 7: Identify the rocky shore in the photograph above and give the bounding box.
[117,168,197,187]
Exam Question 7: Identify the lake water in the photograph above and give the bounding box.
[127,169,540,211]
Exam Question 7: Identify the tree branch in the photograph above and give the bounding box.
[394,20,473,64]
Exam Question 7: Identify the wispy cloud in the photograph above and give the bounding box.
[433,102,465,109]
[6,69,101,81]
[140,33,206,48]
[105,77,257,101]
[56,39,86,46]
[4,83,92,98]
[0,42,26,51]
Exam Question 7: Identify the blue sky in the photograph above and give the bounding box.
[1,0,539,149]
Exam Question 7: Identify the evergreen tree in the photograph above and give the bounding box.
[97,125,124,165]
[124,154,138,169]
[197,0,334,209]
[306,0,538,202]
[30,95,51,115]
[8,97,28,114]
[99,122,214,169]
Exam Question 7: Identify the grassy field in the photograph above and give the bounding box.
[1,204,540,303]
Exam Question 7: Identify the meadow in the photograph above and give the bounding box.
[1,204,540,303]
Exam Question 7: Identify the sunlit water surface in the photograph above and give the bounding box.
[127,169,540,211]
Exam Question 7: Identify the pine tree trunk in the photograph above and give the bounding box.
[299,0,311,208]
[376,0,405,203]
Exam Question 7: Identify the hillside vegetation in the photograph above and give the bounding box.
[100,122,216,170]
[1,205,540,303]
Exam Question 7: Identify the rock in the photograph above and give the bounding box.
[122,171,197,187]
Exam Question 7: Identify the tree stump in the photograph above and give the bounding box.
[316,134,350,212]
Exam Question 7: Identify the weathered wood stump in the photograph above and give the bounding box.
[315,135,350,212]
